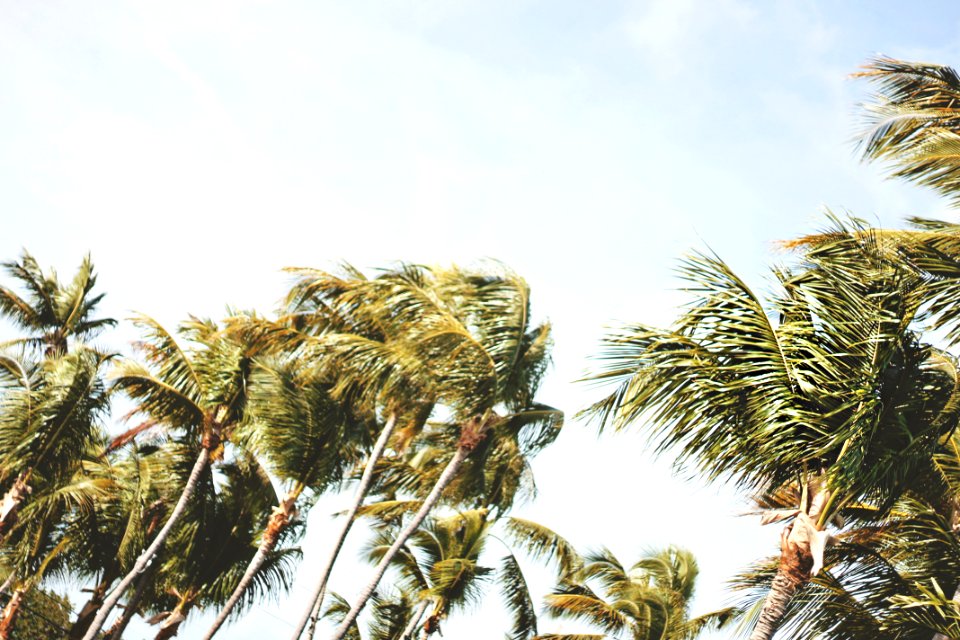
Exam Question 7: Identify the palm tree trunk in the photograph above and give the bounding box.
[82,437,217,640]
[290,413,399,640]
[69,569,119,639]
[330,415,493,640]
[0,588,25,640]
[748,524,813,640]
[107,556,159,640]
[202,489,299,640]
[402,600,429,640]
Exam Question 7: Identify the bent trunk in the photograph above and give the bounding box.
[748,523,814,640]
[290,413,399,640]
[107,557,159,640]
[402,600,429,640]
[69,569,119,639]
[82,424,221,640]
[331,415,493,640]
[0,588,25,640]
[202,490,299,640]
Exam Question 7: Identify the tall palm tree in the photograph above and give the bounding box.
[81,316,256,640]
[269,263,558,640]
[201,357,374,639]
[317,265,561,640]
[540,546,732,640]
[582,221,960,640]
[0,251,115,356]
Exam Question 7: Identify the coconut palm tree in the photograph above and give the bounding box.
[201,357,375,639]
[326,507,579,640]
[0,346,112,539]
[81,316,256,640]
[540,546,732,640]
[0,251,115,356]
[316,265,561,640]
[582,220,960,640]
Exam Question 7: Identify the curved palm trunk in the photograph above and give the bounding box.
[402,600,429,640]
[0,588,25,640]
[290,413,399,640]
[330,415,493,640]
[69,568,119,639]
[202,490,300,640]
[107,556,160,640]
[82,431,219,640]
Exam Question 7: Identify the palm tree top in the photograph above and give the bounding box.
[0,251,115,355]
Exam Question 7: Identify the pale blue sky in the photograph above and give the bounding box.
[2,1,960,638]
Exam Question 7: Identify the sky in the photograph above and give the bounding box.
[2,0,960,638]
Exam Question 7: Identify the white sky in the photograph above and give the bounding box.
[3,1,960,638]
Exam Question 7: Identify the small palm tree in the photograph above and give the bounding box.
[541,547,731,640]
[0,251,115,356]
[327,507,579,640]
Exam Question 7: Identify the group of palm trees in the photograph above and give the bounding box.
[4,55,960,640]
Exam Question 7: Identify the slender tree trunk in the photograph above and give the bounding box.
[290,413,399,640]
[107,557,159,640]
[402,600,429,640]
[69,569,119,639]
[331,415,493,640]
[749,523,813,640]
[0,588,25,640]
[82,428,220,640]
[202,490,300,640]
[0,575,14,595]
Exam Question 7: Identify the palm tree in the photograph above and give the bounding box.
[313,264,561,640]
[201,357,374,639]
[0,346,112,538]
[328,507,579,640]
[141,450,299,639]
[582,221,960,640]
[540,546,732,640]
[62,440,183,639]
[81,316,256,640]
[854,57,960,206]
[0,251,115,356]
[0,450,113,639]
